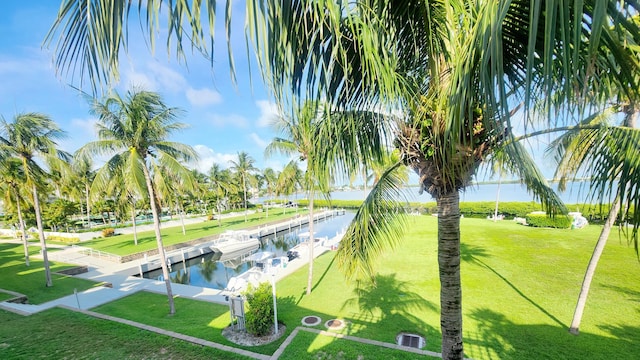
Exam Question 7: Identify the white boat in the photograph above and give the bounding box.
[210,230,260,255]
[224,251,289,293]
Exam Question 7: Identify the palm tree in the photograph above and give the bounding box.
[77,88,197,315]
[266,101,334,295]
[262,167,278,218]
[155,164,197,235]
[228,151,258,222]
[45,1,640,358]
[0,113,69,287]
[549,106,639,334]
[0,157,30,265]
[71,156,95,228]
[207,164,234,227]
[275,161,302,215]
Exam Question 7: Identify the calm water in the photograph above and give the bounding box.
[143,212,355,290]
[261,181,593,204]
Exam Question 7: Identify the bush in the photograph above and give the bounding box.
[244,282,274,336]
[101,228,115,237]
[46,235,80,244]
[525,213,572,229]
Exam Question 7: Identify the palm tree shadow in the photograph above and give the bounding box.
[461,243,565,328]
[341,274,438,330]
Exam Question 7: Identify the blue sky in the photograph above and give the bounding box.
[0,1,286,174]
[1,1,571,202]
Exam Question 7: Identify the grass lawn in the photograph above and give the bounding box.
[81,210,309,256]
[0,243,100,304]
[88,217,640,359]
[0,307,250,359]
[2,216,639,359]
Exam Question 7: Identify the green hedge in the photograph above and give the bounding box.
[294,199,628,223]
[525,213,572,228]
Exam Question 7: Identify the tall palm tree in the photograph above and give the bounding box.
[275,160,302,215]
[228,151,258,222]
[0,113,69,287]
[207,163,234,227]
[549,106,639,334]
[71,156,95,228]
[77,88,197,315]
[266,101,334,295]
[1,157,30,265]
[45,1,640,358]
[155,163,197,235]
[262,167,278,218]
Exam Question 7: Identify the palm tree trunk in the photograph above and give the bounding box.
[142,164,175,315]
[131,205,138,246]
[85,183,91,228]
[14,187,29,266]
[494,175,502,222]
[437,190,463,360]
[306,192,315,295]
[33,184,52,287]
[179,200,186,235]
[569,198,620,334]
[243,174,248,222]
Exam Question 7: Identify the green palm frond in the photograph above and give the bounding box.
[337,161,410,282]
[44,0,225,92]
[552,126,640,250]
[501,140,567,215]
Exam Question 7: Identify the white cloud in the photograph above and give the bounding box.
[122,69,157,91]
[121,61,188,93]
[249,132,268,149]
[186,87,222,107]
[208,113,249,128]
[147,62,188,92]
[192,144,237,173]
[256,100,279,127]
[59,117,99,153]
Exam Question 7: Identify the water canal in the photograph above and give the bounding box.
[141,211,355,290]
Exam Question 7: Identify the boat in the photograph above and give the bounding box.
[224,251,289,293]
[210,230,260,255]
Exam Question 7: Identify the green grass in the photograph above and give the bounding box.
[92,291,285,355]
[2,216,639,359]
[278,330,422,359]
[83,210,309,256]
[0,243,100,304]
[0,307,250,359]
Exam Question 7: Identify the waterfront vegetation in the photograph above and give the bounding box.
[1,216,638,359]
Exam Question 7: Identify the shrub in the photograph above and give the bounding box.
[244,282,274,336]
[101,228,115,237]
[525,213,572,228]
[47,235,80,244]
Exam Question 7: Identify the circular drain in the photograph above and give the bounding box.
[324,319,346,330]
[301,315,321,326]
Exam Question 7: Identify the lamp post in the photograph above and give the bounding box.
[271,271,278,335]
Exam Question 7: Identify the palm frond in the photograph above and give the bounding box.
[502,140,567,215]
[337,161,410,282]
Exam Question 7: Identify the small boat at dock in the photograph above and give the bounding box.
[210,230,260,255]
[224,251,289,293]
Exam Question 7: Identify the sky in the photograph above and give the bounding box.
[0,1,575,203]
[0,1,286,175]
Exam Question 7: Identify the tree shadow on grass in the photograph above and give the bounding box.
[466,308,639,359]
[340,273,439,345]
[461,243,564,327]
